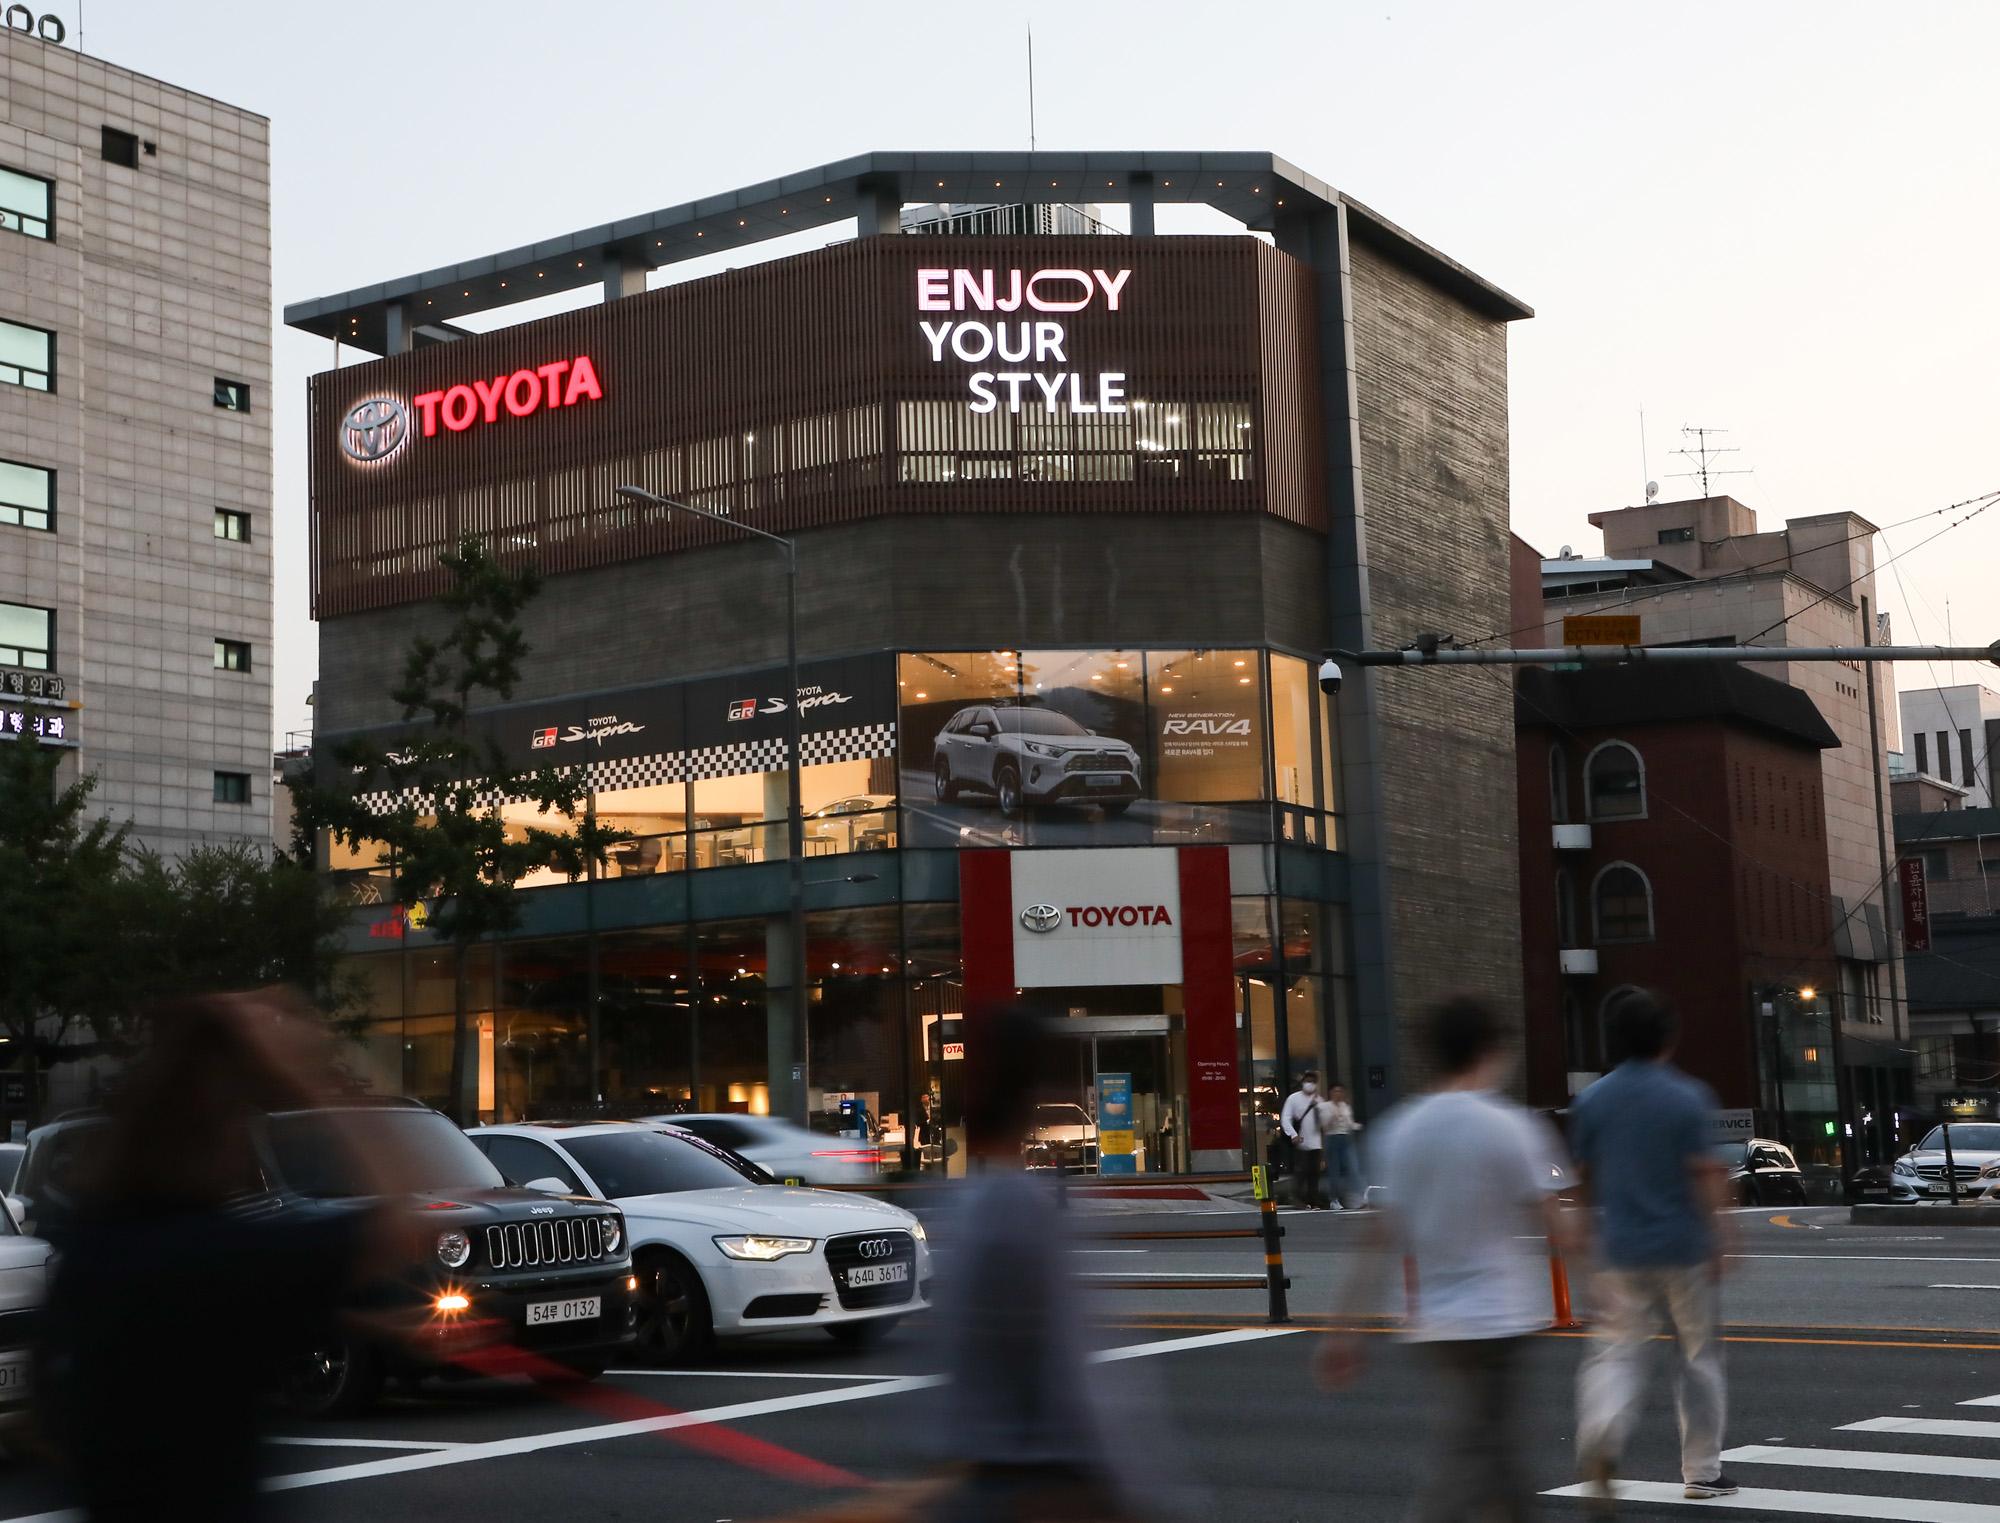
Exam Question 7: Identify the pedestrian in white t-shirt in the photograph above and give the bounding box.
[1315,998,1573,1523]
[1279,1071,1334,1208]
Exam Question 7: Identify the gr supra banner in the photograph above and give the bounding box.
[959,844,1241,1155]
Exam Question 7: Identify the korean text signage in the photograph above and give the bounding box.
[1010,847,1182,988]
[917,266,1131,416]
[1096,1071,1136,1175]
[1900,856,1932,952]
[0,701,71,745]
[338,355,604,467]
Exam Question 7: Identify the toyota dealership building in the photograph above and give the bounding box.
[289,152,1531,1170]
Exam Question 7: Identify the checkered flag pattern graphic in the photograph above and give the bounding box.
[346,724,894,814]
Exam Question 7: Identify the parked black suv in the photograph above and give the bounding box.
[14,1100,636,1415]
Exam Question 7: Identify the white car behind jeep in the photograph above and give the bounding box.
[0,1198,51,1432]
[467,1122,929,1361]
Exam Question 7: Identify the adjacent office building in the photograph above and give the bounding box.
[0,26,273,853]
[1900,683,2000,810]
[290,153,1533,1168]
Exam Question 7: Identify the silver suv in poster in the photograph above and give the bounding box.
[933,704,1141,815]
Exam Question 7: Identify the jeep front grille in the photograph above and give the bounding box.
[486,1215,609,1269]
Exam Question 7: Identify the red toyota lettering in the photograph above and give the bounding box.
[536,359,570,406]
[471,374,508,423]
[563,354,603,405]
[503,369,541,417]
[439,384,478,431]
[412,390,443,436]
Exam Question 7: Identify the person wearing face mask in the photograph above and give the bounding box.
[1279,1071,1333,1209]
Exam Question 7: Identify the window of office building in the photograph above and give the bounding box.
[214,637,252,672]
[212,771,250,804]
[214,508,250,542]
[1586,740,1647,821]
[0,319,52,391]
[1592,862,1655,943]
[0,601,51,669]
[0,461,51,531]
[1270,652,1340,847]
[0,166,50,240]
[214,378,251,413]
[100,126,138,168]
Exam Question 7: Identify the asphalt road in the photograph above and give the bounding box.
[13,1204,2000,1522]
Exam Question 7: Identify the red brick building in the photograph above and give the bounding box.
[1516,663,1846,1167]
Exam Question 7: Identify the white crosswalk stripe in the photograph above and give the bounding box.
[1540,1388,2000,1518]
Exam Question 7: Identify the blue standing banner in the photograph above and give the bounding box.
[1096,1072,1136,1174]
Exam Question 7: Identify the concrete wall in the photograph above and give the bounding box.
[0,31,272,853]
[318,512,1326,732]
[1345,239,1524,1090]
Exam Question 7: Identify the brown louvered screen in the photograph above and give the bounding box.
[309,236,1326,617]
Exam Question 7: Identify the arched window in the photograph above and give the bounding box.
[1586,740,1647,821]
[1592,862,1655,943]
[1562,990,1595,1074]
[1549,743,1571,824]
[1555,868,1579,948]
[1597,984,1647,1065]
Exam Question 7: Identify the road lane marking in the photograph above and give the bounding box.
[603,1369,909,1381]
[264,1376,944,1492]
[1732,1255,2000,1263]
[1931,1285,2000,1290]
[1842,1416,2000,1438]
[1726,1443,2000,1479]
[1543,1480,2000,1520]
[265,1436,470,1450]
[1090,1327,1303,1362]
[0,1512,81,1523]
[1962,1394,2000,1406]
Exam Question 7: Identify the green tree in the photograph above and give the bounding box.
[0,734,130,1115]
[293,537,622,1123]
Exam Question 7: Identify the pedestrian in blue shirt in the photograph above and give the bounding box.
[1570,989,1738,1509]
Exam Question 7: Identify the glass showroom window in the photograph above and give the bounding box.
[0,601,51,669]
[1592,862,1655,943]
[0,166,50,240]
[0,319,52,391]
[1270,652,1339,847]
[0,460,52,531]
[1585,740,1647,821]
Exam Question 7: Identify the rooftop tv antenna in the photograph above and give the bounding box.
[1027,24,1036,152]
[1670,426,1750,498]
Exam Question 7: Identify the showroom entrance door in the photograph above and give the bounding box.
[1039,1015,1188,1175]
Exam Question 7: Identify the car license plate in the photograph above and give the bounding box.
[526,1296,600,1326]
[1087,774,1122,789]
[0,1352,31,1398]
[846,1262,909,1288]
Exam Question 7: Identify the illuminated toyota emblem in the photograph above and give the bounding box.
[1019,903,1061,933]
[857,1237,895,1260]
[339,396,409,464]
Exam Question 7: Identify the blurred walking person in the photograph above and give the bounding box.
[1316,998,1571,1523]
[42,993,389,1523]
[1279,1070,1332,1208]
[1571,988,1738,1508]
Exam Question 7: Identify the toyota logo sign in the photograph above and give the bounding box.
[1019,903,1062,933]
[339,396,409,465]
[857,1237,895,1260]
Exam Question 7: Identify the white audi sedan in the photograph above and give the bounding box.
[0,1198,51,1432]
[466,1122,929,1362]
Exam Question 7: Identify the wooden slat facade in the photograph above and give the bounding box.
[309,235,1326,616]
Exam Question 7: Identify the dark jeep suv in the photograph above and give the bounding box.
[15,1100,635,1415]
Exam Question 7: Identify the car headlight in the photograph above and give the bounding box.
[602,1215,623,1254]
[908,1220,928,1243]
[713,1235,815,1261]
[1894,1159,1918,1177]
[436,1231,472,1268]
[1981,1164,2000,1180]
[1022,741,1057,756]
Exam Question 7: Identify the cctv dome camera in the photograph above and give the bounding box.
[1318,658,1342,697]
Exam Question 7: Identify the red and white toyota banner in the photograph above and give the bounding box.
[959,845,1241,1155]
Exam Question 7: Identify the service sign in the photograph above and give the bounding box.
[0,702,74,746]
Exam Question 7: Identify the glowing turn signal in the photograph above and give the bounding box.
[627,1276,638,1291]
[435,1293,471,1312]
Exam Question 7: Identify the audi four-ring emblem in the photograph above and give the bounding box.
[857,1238,895,1259]
[1019,903,1061,933]
[339,396,409,464]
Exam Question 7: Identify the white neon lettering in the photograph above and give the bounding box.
[1099,372,1127,413]
[918,269,950,310]
[967,372,998,413]
[954,269,995,311]
[1068,372,1097,414]
[951,322,995,362]
[996,322,1031,363]
[1026,269,1093,312]
[1034,373,1066,412]
[1093,268,1132,309]
[1034,322,1067,362]
[997,373,1031,412]
[996,269,1024,311]
[920,321,954,362]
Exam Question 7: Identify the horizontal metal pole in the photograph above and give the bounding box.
[1341,643,2000,667]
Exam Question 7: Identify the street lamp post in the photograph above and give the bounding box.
[615,486,808,1128]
